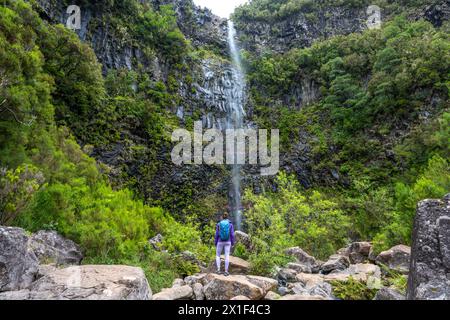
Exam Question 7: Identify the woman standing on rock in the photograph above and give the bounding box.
[214,212,235,276]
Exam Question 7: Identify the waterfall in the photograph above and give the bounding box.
[226,20,246,231]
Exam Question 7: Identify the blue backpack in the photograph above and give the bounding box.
[219,219,231,241]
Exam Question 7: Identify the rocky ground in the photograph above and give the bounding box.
[0,194,448,300]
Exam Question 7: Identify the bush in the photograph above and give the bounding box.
[0,165,44,225]
[331,277,378,300]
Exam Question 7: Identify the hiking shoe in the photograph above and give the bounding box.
[224,272,230,277]
[216,270,222,275]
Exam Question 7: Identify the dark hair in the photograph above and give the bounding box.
[222,212,228,219]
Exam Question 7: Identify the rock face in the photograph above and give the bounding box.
[376,245,411,274]
[36,0,227,72]
[234,4,368,54]
[2,265,152,300]
[234,1,450,55]
[0,227,39,292]
[29,230,83,266]
[407,194,450,300]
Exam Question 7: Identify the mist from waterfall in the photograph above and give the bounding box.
[226,20,246,231]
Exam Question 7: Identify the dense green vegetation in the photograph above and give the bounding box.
[0,0,210,292]
[244,173,350,275]
[242,16,449,252]
[233,0,441,23]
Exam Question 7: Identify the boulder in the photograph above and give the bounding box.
[208,256,250,275]
[193,283,204,300]
[374,287,405,300]
[348,242,372,264]
[348,263,381,279]
[323,264,381,286]
[264,291,281,300]
[149,234,163,250]
[27,265,151,300]
[292,281,332,299]
[295,273,324,287]
[184,273,207,286]
[0,227,39,292]
[321,254,350,274]
[279,294,327,300]
[203,274,264,300]
[0,289,32,300]
[246,275,278,293]
[286,262,312,274]
[29,230,83,266]
[153,285,193,300]
[277,268,298,282]
[172,278,185,287]
[231,295,251,300]
[285,247,320,272]
[376,245,411,274]
[407,194,450,300]
[234,231,252,251]
[277,286,291,296]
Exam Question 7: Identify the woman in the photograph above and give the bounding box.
[214,212,235,276]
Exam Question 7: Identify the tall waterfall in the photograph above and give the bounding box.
[226,20,246,231]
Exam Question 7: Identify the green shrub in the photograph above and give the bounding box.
[331,277,378,300]
[0,165,45,225]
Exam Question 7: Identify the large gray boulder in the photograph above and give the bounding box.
[374,287,405,300]
[277,268,298,282]
[29,230,83,266]
[0,227,39,292]
[28,265,150,300]
[203,274,264,300]
[376,245,411,274]
[407,194,450,300]
[287,262,312,274]
[153,285,193,300]
[291,280,333,299]
[321,254,350,274]
[285,247,320,272]
[1,265,151,300]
